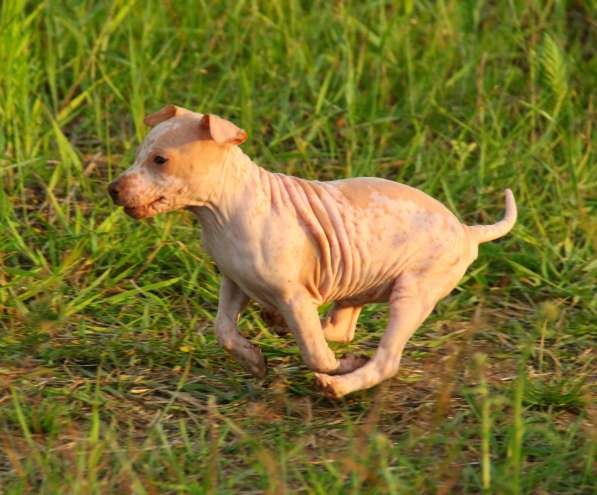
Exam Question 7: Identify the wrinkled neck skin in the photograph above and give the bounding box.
[187,146,265,232]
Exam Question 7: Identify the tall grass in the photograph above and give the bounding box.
[1,1,595,493]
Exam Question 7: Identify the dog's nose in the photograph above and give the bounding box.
[108,181,120,202]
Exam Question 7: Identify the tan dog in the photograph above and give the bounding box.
[108,105,517,398]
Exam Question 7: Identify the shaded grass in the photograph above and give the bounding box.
[0,0,595,493]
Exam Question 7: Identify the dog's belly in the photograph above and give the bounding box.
[335,281,395,306]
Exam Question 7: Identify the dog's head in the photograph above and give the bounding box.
[108,105,247,219]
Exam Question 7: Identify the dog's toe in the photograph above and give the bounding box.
[314,373,346,399]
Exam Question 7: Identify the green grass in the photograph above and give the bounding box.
[1,0,595,493]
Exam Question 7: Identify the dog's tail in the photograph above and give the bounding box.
[467,189,517,244]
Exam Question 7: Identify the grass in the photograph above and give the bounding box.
[0,0,595,493]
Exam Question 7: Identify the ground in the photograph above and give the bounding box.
[0,1,595,494]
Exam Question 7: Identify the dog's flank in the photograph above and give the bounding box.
[108,105,517,398]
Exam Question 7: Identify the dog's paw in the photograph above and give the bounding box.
[248,353,268,379]
[313,373,347,399]
[233,345,268,379]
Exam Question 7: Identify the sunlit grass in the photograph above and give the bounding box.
[0,1,595,493]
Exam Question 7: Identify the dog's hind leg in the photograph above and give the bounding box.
[214,277,267,378]
[260,307,291,336]
[314,273,435,398]
[322,304,362,343]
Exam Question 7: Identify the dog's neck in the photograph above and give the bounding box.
[187,146,270,230]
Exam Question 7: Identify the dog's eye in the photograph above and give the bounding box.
[153,155,168,165]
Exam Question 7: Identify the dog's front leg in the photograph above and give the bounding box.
[278,290,367,376]
[214,277,267,378]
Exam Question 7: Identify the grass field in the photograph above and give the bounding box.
[1,0,595,493]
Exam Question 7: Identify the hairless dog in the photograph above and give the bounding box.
[108,105,517,398]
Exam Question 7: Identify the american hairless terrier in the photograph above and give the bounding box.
[108,105,516,398]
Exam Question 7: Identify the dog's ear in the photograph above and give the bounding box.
[144,105,189,127]
[199,114,248,145]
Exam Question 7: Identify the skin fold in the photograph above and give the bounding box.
[108,105,517,398]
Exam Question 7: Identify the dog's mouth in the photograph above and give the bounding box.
[123,196,169,219]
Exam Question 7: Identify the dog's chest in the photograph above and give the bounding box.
[202,227,252,274]
[201,224,292,306]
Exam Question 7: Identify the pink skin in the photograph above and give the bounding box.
[108,105,517,398]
